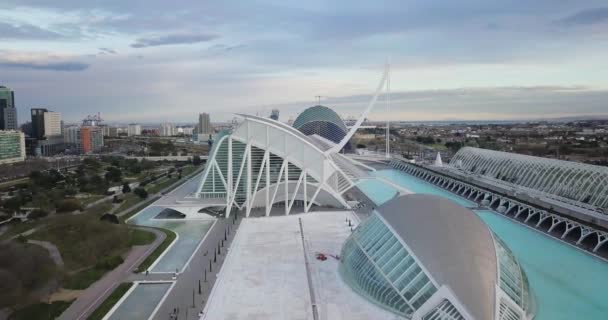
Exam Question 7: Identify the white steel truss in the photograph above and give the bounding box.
[196,115,355,217]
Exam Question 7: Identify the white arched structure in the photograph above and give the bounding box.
[450,147,608,210]
[195,114,365,217]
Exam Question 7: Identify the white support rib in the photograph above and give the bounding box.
[284,158,289,215]
[288,170,305,214]
[245,143,253,217]
[226,137,233,217]
[303,169,308,213]
[228,144,250,216]
[268,159,287,216]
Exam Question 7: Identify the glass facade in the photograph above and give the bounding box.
[339,214,437,316]
[340,211,535,320]
[0,131,25,164]
[292,105,350,147]
[423,300,465,320]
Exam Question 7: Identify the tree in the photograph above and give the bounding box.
[105,166,122,182]
[56,199,82,213]
[122,182,131,193]
[192,155,202,166]
[133,187,148,199]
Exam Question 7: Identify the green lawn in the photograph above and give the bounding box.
[145,176,178,194]
[87,282,133,320]
[136,227,176,272]
[0,177,29,190]
[8,300,73,320]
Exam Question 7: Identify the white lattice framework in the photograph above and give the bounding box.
[450,147,608,209]
[195,115,362,217]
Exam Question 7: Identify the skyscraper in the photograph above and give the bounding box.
[0,86,18,130]
[198,113,212,134]
[31,108,48,140]
[43,111,61,137]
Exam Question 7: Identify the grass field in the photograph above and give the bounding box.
[8,300,73,320]
[86,282,133,320]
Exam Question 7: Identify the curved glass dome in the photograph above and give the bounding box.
[293,105,348,145]
[340,194,535,320]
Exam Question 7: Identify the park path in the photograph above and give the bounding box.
[27,239,64,267]
[57,227,166,320]
[58,166,204,320]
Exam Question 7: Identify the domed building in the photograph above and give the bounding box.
[292,105,351,150]
[340,194,536,320]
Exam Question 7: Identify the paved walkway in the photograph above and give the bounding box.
[58,227,166,320]
[27,240,64,267]
[152,213,243,320]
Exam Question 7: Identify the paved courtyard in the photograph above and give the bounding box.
[201,211,397,320]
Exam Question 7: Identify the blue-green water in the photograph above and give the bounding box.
[371,170,475,207]
[361,169,608,320]
[128,206,213,273]
[108,282,172,320]
[358,179,398,205]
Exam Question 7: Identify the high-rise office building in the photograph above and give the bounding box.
[43,111,62,137]
[0,130,25,164]
[80,126,103,153]
[128,123,142,136]
[198,113,213,134]
[30,109,64,156]
[0,86,18,130]
[31,108,48,140]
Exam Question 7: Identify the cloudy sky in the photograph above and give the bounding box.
[1,1,607,123]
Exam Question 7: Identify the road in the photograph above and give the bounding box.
[58,227,166,320]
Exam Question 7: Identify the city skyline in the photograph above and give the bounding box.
[1,1,607,122]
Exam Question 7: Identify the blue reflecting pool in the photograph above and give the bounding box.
[477,210,608,319]
[108,282,172,320]
[128,206,214,273]
[357,179,398,205]
[360,169,608,320]
[371,169,475,207]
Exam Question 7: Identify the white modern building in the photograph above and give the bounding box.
[341,194,536,320]
[43,111,62,137]
[195,114,374,217]
[160,122,176,136]
[128,123,142,136]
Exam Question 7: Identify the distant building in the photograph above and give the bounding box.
[43,111,62,137]
[30,109,64,156]
[0,130,25,164]
[0,86,18,130]
[128,123,142,136]
[108,127,119,137]
[270,109,280,121]
[160,122,176,136]
[100,125,111,137]
[30,108,48,140]
[80,126,103,153]
[64,126,81,153]
[178,126,194,135]
[198,113,213,134]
